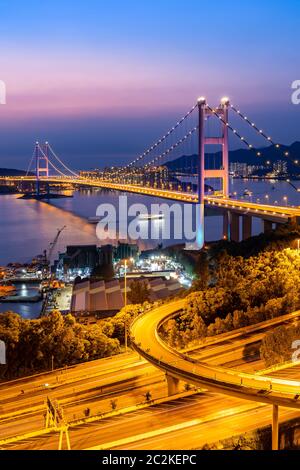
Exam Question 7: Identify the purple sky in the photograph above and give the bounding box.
[0,0,299,170]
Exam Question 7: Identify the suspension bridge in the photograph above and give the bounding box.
[1,96,300,248]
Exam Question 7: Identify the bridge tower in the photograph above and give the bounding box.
[196,97,230,249]
[35,141,49,196]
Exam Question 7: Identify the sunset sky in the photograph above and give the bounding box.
[0,0,299,169]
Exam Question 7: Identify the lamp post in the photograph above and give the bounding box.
[124,259,128,352]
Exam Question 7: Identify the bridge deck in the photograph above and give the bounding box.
[3,175,300,222]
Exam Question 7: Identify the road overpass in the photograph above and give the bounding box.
[130,300,300,449]
[2,309,300,449]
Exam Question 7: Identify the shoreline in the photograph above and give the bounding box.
[231,175,300,180]
[0,294,42,303]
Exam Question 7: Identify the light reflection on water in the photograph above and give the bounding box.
[1,179,300,266]
[0,283,42,318]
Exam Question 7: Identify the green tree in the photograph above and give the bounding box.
[127,280,150,305]
[260,325,298,367]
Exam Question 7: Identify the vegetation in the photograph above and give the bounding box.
[161,248,300,349]
[110,399,118,411]
[101,302,152,344]
[0,301,156,379]
[127,280,150,305]
[208,223,300,260]
[0,310,120,379]
[260,323,300,367]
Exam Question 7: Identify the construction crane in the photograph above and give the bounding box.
[48,226,66,264]
[38,225,66,283]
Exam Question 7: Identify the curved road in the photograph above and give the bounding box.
[130,300,300,409]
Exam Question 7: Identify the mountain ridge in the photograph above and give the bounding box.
[165,142,300,174]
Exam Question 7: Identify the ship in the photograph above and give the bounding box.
[138,214,165,221]
[88,216,101,224]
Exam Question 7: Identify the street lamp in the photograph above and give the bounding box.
[124,259,128,353]
[124,259,127,307]
[283,196,288,207]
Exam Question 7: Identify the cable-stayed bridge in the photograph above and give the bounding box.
[2,97,300,248]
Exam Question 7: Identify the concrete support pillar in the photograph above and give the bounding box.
[242,215,252,241]
[230,212,240,242]
[223,211,229,240]
[272,404,279,450]
[166,374,180,396]
[289,216,297,227]
[263,219,273,233]
[36,180,40,197]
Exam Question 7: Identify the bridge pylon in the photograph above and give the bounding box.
[196,97,230,249]
[35,141,50,196]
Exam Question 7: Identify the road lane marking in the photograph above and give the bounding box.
[86,402,265,450]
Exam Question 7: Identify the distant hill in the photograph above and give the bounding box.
[0,168,32,176]
[165,142,300,174]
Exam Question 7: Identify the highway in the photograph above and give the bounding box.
[0,352,149,406]
[1,309,300,449]
[4,390,300,450]
[1,393,264,450]
[1,308,297,427]
[185,308,300,368]
[130,300,300,408]
[108,403,300,450]
[0,353,164,438]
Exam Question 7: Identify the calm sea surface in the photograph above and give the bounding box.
[0,178,299,317]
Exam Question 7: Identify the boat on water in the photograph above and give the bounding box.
[138,214,165,221]
[243,189,253,196]
[88,216,101,224]
[88,214,165,223]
